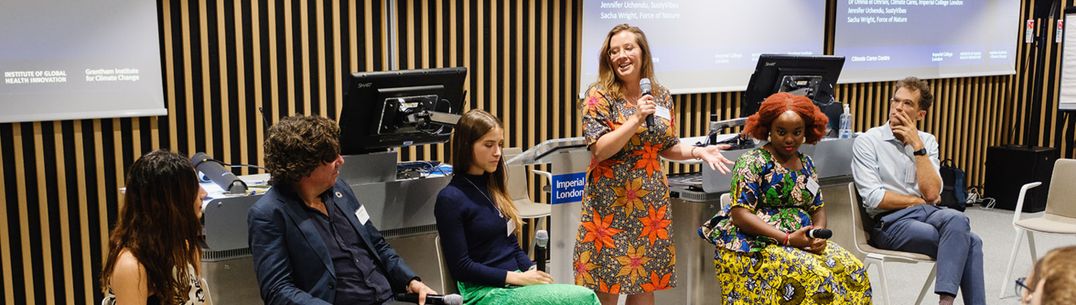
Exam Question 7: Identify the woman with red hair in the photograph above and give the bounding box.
[699,93,872,304]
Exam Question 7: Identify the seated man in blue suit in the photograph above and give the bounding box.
[249,115,437,305]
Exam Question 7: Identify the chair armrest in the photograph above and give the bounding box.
[530,170,553,193]
[530,169,553,182]
[1012,181,1044,226]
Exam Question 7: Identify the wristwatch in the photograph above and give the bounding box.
[913,148,928,156]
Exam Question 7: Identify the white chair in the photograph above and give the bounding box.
[846,183,937,305]
[434,235,459,294]
[998,159,1076,298]
[502,147,552,255]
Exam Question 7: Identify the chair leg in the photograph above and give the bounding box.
[874,259,891,305]
[915,264,937,305]
[999,229,1026,298]
[1027,231,1038,262]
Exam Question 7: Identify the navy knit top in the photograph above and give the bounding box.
[434,173,534,287]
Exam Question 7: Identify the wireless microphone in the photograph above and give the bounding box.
[640,78,654,129]
[807,228,833,239]
[535,230,549,272]
[395,293,463,305]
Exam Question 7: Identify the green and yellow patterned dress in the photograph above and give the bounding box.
[699,148,872,304]
[574,85,680,295]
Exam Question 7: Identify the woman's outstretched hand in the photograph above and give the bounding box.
[696,144,734,174]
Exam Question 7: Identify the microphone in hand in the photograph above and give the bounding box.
[807,228,832,239]
[395,293,463,305]
[535,230,549,272]
[640,78,654,129]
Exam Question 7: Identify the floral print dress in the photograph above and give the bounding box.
[101,264,208,305]
[573,85,679,295]
[699,148,872,304]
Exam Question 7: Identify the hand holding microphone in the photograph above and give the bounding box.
[807,228,832,239]
[639,78,655,129]
[787,226,831,254]
[787,226,832,252]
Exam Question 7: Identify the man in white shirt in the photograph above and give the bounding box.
[851,77,984,305]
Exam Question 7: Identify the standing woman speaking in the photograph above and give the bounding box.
[573,23,733,305]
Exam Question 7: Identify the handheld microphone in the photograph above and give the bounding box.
[807,228,833,239]
[640,78,654,129]
[535,230,549,272]
[191,152,248,194]
[395,293,463,305]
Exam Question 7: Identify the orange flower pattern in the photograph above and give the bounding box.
[582,95,605,117]
[614,245,651,284]
[599,281,621,295]
[575,85,679,294]
[574,251,597,286]
[632,144,662,176]
[639,271,672,292]
[579,209,622,253]
[639,204,672,246]
[612,178,649,216]
[588,159,615,181]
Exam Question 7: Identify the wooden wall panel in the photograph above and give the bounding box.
[1,0,1072,303]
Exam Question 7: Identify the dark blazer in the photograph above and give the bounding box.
[248,179,417,305]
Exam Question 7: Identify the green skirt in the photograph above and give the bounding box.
[457,277,601,305]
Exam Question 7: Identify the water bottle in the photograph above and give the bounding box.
[839,103,853,139]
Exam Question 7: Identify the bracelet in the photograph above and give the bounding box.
[783,232,791,246]
[690,146,700,159]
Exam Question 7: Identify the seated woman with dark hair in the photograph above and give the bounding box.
[699,93,872,304]
[435,109,600,305]
[100,150,211,305]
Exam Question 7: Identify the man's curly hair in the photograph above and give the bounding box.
[895,76,934,111]
[264,115,340,187]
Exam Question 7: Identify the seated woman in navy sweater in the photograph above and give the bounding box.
[435,110,600,305]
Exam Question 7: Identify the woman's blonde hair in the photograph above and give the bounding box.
[451,109,522,238]
[1030,245,1076,305]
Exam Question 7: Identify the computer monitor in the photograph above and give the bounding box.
[741,54,845,135]
[338,67,467,154]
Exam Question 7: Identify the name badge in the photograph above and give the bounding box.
[355,206,370,225]
[806,178,820,196]
[506,219,516,237]
[655,106,672,121]
[905,166,918,185]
